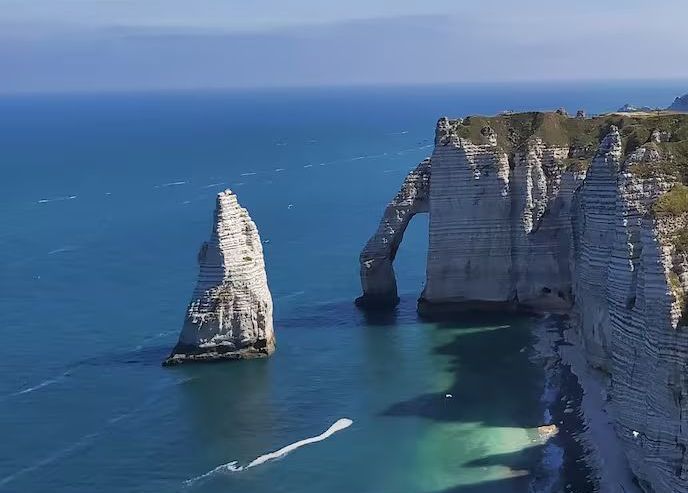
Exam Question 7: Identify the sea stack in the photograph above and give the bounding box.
[163,190,275,365]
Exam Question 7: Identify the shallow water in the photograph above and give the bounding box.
[1,82,686,492]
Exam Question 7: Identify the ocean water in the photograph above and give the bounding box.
[1,81,686,493]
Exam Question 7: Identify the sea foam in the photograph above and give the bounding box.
[186,418,353,485]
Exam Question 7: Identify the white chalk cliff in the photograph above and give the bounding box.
[164,190,274,365]
[359,112,688,492]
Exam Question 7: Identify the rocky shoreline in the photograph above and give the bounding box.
[531,314,636,492]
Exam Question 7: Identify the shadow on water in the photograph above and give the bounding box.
[73,344,171,369]
[276,295,411,330]
[426,473,532,493]
[379,308,556,492]
[381,311,544,430]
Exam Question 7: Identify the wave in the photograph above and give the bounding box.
[37,195,77,204]
[303,164,313,168]
[0,375,194,487]
[202,182,226,189]
[186,418,352,485]
[0,371,72,401]
[240,172,257,177]
[277,290,306,300]
[0,431,102,488]
[274,168,285,172]
[47,246,77,255]
[155,181,187,189]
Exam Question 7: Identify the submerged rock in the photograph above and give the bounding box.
[163,190,274,365]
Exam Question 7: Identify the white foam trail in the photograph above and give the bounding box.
[47,247,76,255]
[37,195,77,204]
[303,164,313,168]
[0,375,197,488]
[14,376,62,396]
[277,290,306,300]
[240,172,257,177]
[274,168,285,172]
[0,431,101,487]
[187,419,352,485]
[1,371,71,400]
[155,181,187,189]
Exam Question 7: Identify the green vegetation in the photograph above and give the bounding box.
[628,160,681,179]
[450,112,688,175]
[652,184,688,217]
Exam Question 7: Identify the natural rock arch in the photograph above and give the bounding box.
[355,158,431,308]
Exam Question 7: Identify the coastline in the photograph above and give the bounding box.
[531,314,640,493]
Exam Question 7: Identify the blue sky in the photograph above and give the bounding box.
[2,0,688,92]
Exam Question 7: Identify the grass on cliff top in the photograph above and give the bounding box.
[450,112,688,169]
[652,184,688,217]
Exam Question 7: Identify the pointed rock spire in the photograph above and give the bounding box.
[163,190,275,365]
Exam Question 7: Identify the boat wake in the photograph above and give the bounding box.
[186,418,353,486]
[37,195,77,204]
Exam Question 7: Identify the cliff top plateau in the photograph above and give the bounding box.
[443,110,688,180]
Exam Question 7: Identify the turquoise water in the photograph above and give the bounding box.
[1,82,686,492]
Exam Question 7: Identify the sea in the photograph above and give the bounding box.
[1,81,685,493]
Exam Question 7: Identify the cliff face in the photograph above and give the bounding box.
[164,190,274,365]
[571,128,623,371]
[669,94,688,112]
[421,115,581,313]
[359,111,688,492]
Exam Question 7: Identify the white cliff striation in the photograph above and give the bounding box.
[164,190,274,365]
[420,115,581,313]
[359,111,688,492]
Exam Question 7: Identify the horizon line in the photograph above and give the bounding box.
[2,77,688,98]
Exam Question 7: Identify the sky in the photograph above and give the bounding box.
[2,0,688,93]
